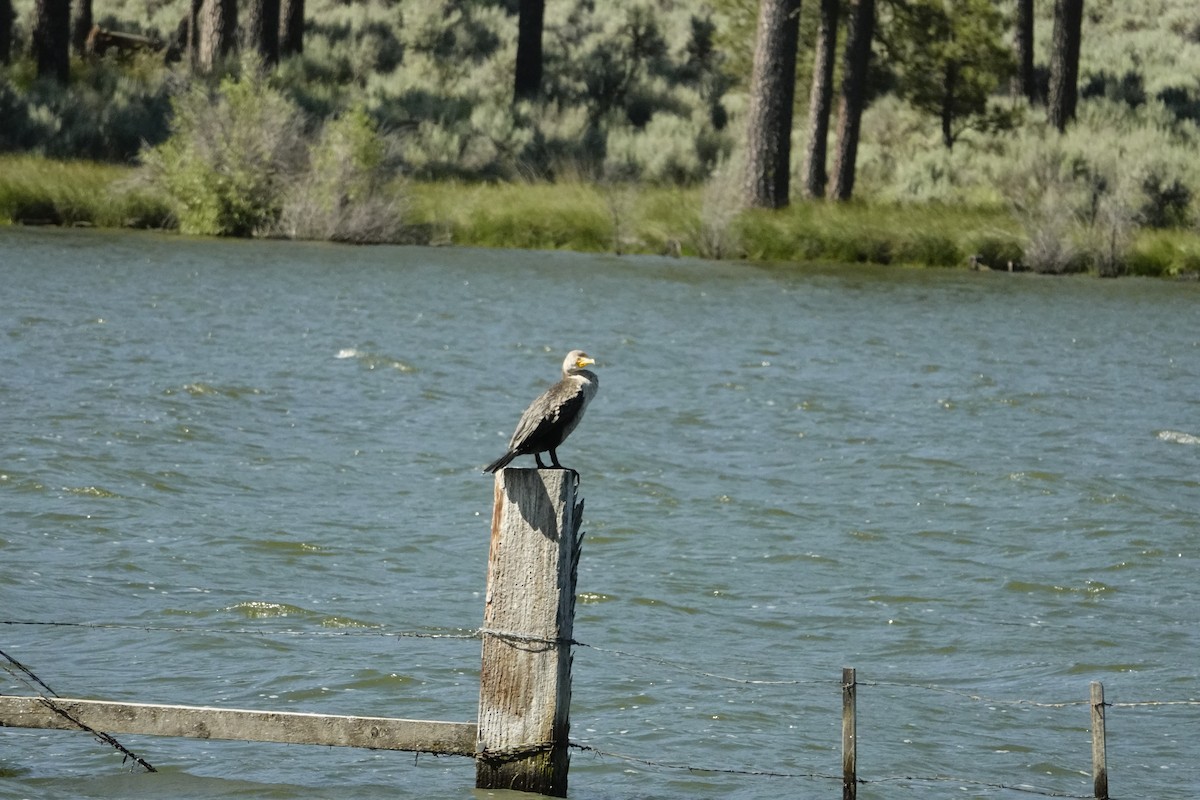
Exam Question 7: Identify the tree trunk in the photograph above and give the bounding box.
[185,0,203,68]
[245,0,280,65]
[279,0,304,56]
[941,61,957,149]
[513,0,545,101]
[801,0,838,199]
[1048,0,1083,132]
[70,0,91,55]
[0,0,14,64]
[197,0,237,72]
[1013,0,1035,101]
[742,0,802,209]
[31,0,71,83]
[829,0,874,201]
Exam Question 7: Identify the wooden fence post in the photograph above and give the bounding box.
[1090,681,1109,800]
[842,667,857,800]
[476,468,582,797]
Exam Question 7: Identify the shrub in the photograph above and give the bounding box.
[687,159,743,259]
[987,109,1189,274]
[1020,201,1088,274]
[1081,70,1146,109]
[140,68,307,236]
[604,105,730,185]
[1140,172,1192,228]
[274,106,408,243]
[0,56,174,161]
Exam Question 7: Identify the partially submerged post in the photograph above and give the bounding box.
[476,468,582,797]
[842,667,857,800]
[1090,681,1109,800]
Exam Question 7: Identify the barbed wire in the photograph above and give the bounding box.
[0,644,58,696]
[858,680,1091,707]
[570,741,842,779]
[863,774,1092,798]
[5,618,1198,710]
[572,640,835,686]
[0,647,156,772]
[0,618,478,640]
[569,742,1093,798]
[859,680,1200,709]
[6,617,1198,796]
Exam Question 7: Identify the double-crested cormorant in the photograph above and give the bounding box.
[483,350,598,473]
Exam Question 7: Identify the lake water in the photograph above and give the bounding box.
[1,226,1198,799]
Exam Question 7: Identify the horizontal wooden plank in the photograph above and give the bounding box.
[0,696,477,756]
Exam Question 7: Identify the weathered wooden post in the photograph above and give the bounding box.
[1090,681,1109,800]
[476,468,582,797]
[842,667,857,800]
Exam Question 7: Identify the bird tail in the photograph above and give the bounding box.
[482,451,518,474]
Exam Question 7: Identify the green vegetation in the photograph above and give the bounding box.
[882,0,1018,149]
[0,154,170,228]
[3,0,1200,276]
[139,69,308,237]
[8,153,1200,276]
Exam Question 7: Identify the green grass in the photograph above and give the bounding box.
[1125,229,1200,277]
[408,182,1019,266]
[735,201,1022,266]
[5,154,1200,277]
[411,181,615,252]
[0,155,171,228]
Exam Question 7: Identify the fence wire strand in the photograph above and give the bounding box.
[571,640,835,685]
[7,618,1199,708]
[5,616,1198,795]
[569,742,1094,798]
[1,618,478,640]
[0,647,156,772]
[570,741,843,780]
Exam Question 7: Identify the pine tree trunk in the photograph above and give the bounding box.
[829,0,874,201]
[245,0,280,65]
[279,0,304,56]
[742,0,802,209]
[1013,0,1035,101]
[1048,0,1083,131]
[197,0,237,72]
[0,0,14,64]
[801,0,838,199]
[513,0,544,101]
[183,0,202,69]
[32,0,70,83]
[941,61,957,149]
[70,0,91,55]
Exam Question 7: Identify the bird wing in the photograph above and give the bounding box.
[509,381,588,451]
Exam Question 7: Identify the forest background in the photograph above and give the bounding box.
[2,0,1200,276]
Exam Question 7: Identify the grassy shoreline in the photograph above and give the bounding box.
[4,154,1199,277]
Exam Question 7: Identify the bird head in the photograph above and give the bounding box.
[563,350,595,372]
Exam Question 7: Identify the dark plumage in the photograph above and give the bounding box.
[483,350,599,473]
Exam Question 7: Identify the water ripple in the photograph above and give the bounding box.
[2,230,1198,798]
